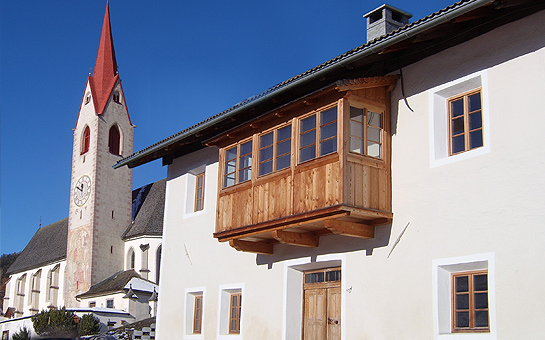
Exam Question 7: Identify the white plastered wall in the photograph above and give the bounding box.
[124,236,162,283]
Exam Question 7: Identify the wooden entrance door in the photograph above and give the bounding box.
[303,268,341,340]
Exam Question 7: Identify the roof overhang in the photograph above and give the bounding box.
[114,0,545,169]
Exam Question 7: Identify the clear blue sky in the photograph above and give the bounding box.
[0,0,454,255]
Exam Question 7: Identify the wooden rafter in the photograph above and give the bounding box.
[229,239,274,255]
[324,220,375,239]
[272,230,319,247]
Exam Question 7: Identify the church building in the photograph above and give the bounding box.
[1,2,164,338]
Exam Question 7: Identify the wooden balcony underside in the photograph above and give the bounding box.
[214,204,392,254]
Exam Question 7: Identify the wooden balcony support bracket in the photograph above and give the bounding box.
[272,230,319,247]
[229,239,274,255]
[324,219,375,239]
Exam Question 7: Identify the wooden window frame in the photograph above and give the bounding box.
[228,292,242,334]
[448,89,483,156]
[108,125,121,156]
[258,123,292,177]
[193,294,203,334]
[298,106,338,164]
[223,138,253,188]
[194,173,205,211]
[348,105,384,159]
[451,270,489,333]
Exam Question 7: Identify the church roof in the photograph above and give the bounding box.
[7,180,165,276]
[123,179,166,240]
[6,218,68,275]
[76,269,155,299]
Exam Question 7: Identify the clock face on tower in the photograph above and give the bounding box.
[74,175,91,207]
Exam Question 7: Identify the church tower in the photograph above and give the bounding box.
[65,1,134,306]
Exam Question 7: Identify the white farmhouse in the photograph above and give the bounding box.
[115,0,545,339]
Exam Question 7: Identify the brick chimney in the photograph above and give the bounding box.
[364,4,412,42]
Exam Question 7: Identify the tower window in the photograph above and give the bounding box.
[81,126,90,155]
[84,92,91,105]
[108,125,121,156]
[112,91,121,104]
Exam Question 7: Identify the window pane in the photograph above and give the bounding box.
[470,130,483,149]
[320,137,336,156]
[277,125,291,141]
[368,111,382,127]
[300,130,316,148]
[451,99,464,118]
[474,292,488,309]
[239,168,251,182]
[473,274,487,291]
[320,122,337,140]
[226,147,237,161]
[326,270,341,282]
[456,293,469,309]
[276,154,290,171]
[456,312,470,328]
[350,121,364,138]
[451,117,464,135]
[474,311,489,327]
[240,141,252,155]
[350,106,364,122]
[367,141,381,158]
[367,126,381,143]
[350,137,364,154]
[452,135,465,154]
[455,276,469,292]
[224,175,235,187]
[300,115,316,133]
[260,146,273,162]
[469,111,482,130]
[240,154,252,169]
[321,107,337,125]
[277,139,291,156]
[225,160,236,175]
[259,160,273,176]
[300,145,316,162]
[468,92,481,112]
[260,132,273,147]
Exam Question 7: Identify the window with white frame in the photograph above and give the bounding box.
[429,71,490,167]
[46,265,60,307]
[218,285,243,339]
[29,270,41,312]
[433,253,496,340]
[15,274,26,314]
[184,288,205,339]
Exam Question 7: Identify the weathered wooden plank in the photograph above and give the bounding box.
[229,240,274,254]
[272,230,319,247]
[324,219,375,239]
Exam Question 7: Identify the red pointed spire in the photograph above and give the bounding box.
[90,0,119,115]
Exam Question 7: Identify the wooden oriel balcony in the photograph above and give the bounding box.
[210,76,398,254]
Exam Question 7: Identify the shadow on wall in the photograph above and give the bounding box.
[256,223,392,269]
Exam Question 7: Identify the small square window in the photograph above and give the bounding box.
[106,299,114,309]
[452,270,489,332]
[448,90,484,155]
